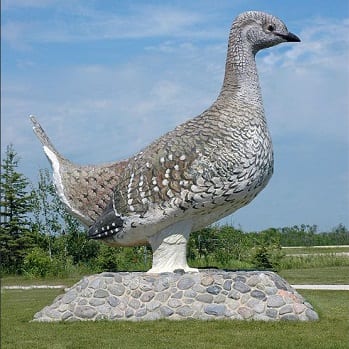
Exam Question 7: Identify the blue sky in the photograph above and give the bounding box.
[2,0,349,232]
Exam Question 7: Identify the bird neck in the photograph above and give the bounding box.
[218,27,262,105]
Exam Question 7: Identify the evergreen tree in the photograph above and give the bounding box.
[0,144,35,273]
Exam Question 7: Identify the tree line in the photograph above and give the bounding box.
[1,144,348,277]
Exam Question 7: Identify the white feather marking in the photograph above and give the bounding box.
[112,192,121,218]
[43,146,86,222]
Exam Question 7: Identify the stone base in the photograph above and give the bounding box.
[32,270,318,322]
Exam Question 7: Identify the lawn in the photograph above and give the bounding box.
[1,270,349,349]
[0,275,81,287]
[279,266,349,284]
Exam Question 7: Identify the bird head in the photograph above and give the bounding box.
[233,11,300,53]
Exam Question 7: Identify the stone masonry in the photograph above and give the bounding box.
[33,270,318,322]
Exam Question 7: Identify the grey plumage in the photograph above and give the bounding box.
[31,11,300,272]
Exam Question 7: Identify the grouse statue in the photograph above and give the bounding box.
[31,11,300,273]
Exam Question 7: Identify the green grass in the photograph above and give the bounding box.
[0,275,82,287]
[2,265,349,348]
[1,288,348,349]
[279,266,349,284]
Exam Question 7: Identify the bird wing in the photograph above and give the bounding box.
[88,119,210,239]
[116,112,225,216]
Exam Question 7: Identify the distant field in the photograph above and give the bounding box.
[282,246,349,255]
[278,246,349,271]
[279,266,349,284]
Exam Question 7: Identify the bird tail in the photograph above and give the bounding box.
[30,115,66,162]
[29,115,126,227]
[30,115,93,225]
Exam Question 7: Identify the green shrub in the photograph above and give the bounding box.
[250,244,285,270]
[50,255,76,278]
[92,245,151,272]
[248,228,285,270]
[93,244,120,272]
[22,247,53,277]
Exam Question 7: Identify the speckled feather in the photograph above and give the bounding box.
[31,11,300,247]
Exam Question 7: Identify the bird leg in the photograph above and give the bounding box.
[147,220,198,274]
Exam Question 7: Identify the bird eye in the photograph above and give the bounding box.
[267,24,275,32]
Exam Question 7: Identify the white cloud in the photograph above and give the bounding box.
[260,17,349,68]
[2,4,210,49]
[258,17,349,143]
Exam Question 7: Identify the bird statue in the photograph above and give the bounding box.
[31,11,300,273]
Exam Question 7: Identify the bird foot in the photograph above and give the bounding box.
[147,265,199,274]
[147,220,198,274]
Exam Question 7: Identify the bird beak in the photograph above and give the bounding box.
[275,31,301,42]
